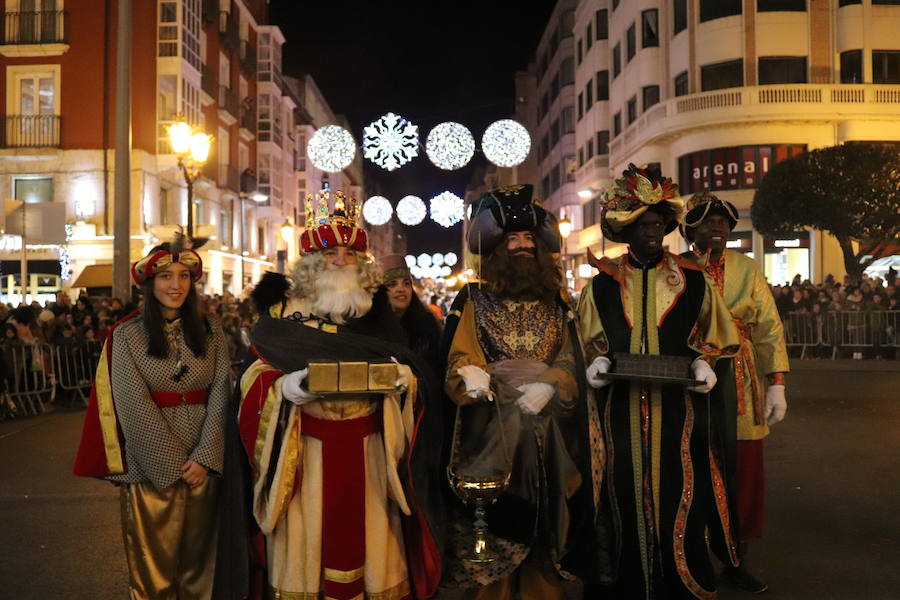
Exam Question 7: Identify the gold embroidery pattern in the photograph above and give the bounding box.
[709,447,739,566]
[324,566,365,584]
[471,288,562,362]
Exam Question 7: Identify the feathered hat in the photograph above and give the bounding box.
[131,233,203,285]
[599,163,683,243]
[679,191,739,240]
[466,184,560,255]
[300,189,368,254]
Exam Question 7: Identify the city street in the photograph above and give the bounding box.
[1,361,898,600]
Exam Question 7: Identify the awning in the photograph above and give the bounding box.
[71,264,112,288]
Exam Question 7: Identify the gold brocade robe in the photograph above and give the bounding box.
[690,250,790,440]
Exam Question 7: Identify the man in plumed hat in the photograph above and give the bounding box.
[680,191,789,593]
[235,190,444,600]
[577,165,742,599]
[441,184,606,599]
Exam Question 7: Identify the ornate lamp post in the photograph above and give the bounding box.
[167,120,212,238]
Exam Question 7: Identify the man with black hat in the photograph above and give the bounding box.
[441,184,605,599]
[681,191,789,593]
[577,165,741,599]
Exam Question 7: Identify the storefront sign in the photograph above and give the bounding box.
[677,144,806,194]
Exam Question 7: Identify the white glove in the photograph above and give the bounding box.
[688,359,717,393]
[765,384,787,426]
[586,356,612,389]
[281,368,319,405]
[457,365,491,399]
[391,357,413,390]
[515,382,555,415]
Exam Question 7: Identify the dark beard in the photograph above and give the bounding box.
[480,239,562,303]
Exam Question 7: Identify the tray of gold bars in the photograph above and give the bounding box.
[302,360,403,397]
[599,353,703,387]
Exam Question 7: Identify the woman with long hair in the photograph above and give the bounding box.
[74,236,231,600]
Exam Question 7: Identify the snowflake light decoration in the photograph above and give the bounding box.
[396,195,426,225]
[482,119,531,168]
[363,112,419,171]
[425,122,475,170]
[429,191,465,228]
[362,196,393,226]
[307,125,357,173]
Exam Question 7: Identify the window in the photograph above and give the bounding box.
[577,39,583,65]
[613,112,622,136]
[873,51,900,84]
[838,0,861,4]
[578,92,584,120]
[872,0,900,4]
[674,70,689,96]
[596,9,608,40]
[550,118,560,148]
[701,59,744,91]
[758,56,808,84]
[840,50,863,84]
[551,73,561,100]
[700,0,741,22]
[542,175,551,200]
[561,107,575,133]
[587,139,594,159]
[757,0,806,10]
[627,97,637,124]
[597,130,610,154]
[586,81,593,109]
[674,0,688,34]
[613,43,621,77]
[550,163,561,191]
[642,10,659,48]
[613,0,620,9]
[642,85,660,110]
[626,24,636,61]
[561,57,575,86]
[14,178,53,203]
[596,70,609,101]
[587,23,593,49]
[578,147,585,167]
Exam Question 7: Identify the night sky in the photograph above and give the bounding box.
[269,0,556,257]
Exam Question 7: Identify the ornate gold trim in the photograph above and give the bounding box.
[324,566,365,584]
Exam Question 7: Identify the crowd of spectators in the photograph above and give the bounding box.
[770,268,899,318]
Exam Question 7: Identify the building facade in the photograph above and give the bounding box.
[564,0,900,288]
[0,0,363,302]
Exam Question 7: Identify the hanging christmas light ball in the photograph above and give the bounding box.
[429,191,465,228]
[363,112,419,171]
[425,122,475,170]
[444,252,458,267]
[416,253,433,268]
[306,125,356,173]
[481,119,531,168]
[396,195,426,226]
[432,253,445,266]
[362,196,393,226]
[405,255,417,268]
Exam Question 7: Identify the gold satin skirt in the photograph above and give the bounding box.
[119,478,218,600]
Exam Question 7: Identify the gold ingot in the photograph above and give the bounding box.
[307,361,339,392]
[339,361,369,391]
[368,363,398,391]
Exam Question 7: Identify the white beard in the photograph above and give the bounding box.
[311,264,373,324]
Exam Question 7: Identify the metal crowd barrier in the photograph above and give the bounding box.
[1,342,55,416]
[52,339,104,405]
[782,310,899,359]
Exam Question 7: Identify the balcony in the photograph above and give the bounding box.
[1,115,61,148]
[218,11,238,51]
[218,85,238,126]
[0,10,68,56]
[608,83,900,159]
[239,40,256,75]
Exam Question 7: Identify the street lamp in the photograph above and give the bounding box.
[237,191,267,291]
[559,210,573,290]
[167,120,212,238]
[278,219,294,274]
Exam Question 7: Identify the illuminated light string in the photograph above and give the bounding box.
[307,119,531,172]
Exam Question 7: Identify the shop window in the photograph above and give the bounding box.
[613,43,621,77]
[674,0,688,34]
[626,24,636,61]
[596,70,609,101]
[840,50,863,84]
[642,10,659,48]
[758,56,808,84]
[700,0,741,22]
[873,50,900,84]
[757,0,806,10]
[674,70,689,96]
[701,59,744,91]
[643,85,660,110]
[14,178,53,203]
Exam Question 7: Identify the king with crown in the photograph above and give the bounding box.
[237,189,444,600]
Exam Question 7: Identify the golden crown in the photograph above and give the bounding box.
[304,189,360,230]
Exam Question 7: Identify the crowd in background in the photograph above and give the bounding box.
[770,268,899,317]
